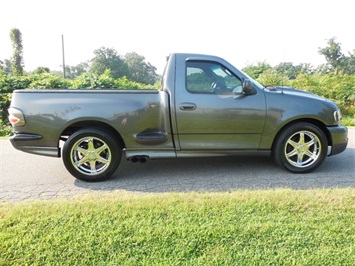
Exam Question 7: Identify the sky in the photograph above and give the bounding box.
[1,0,354,75]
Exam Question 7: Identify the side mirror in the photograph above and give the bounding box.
[242,79,254,95]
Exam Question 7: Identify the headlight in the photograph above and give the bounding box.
[333,109,342,125]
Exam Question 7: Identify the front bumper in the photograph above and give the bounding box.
[327,126,348,156]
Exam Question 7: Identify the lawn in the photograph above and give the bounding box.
[1,189,355,265]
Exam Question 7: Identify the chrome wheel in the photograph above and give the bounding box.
[63,128,121,182]
[284,130,321,168]
[273,122,327,173]
[70,136,112,175]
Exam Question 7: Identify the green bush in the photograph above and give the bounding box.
[259,71,355,117]
[0,73,31,92]
[318,74,355,116]
[70,71,116,89]
[70,70,159,89]
[257,69,289,87]
[0,72,160,135]
[0,73,31,135]
[288,73,321,92]
[1,71,353,136]
[28,73,70,89]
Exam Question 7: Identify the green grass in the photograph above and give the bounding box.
[1,189,355,265]
[342,115,355,126]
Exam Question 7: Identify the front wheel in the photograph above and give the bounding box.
[273,123,328,173]
[62,128,121,182]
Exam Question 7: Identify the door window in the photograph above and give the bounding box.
[186,61,242,94]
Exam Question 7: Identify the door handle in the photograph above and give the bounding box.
[179,103,197,111]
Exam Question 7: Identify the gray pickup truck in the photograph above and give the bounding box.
[8,53,348,181]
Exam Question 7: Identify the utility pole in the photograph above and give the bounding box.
[62,34,66,78]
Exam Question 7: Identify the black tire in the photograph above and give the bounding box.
[62,128,121,182]
[273,122,327,173]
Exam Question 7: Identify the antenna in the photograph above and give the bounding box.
[62,34,66,78]
[281,46,286,94]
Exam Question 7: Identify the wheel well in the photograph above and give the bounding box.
[60,121,125,148]
[271,119,332,151]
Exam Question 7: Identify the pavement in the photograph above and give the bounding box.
[1,128,354,202]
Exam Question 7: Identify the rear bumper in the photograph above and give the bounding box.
[327,126,348,156]
[10,133,60,157]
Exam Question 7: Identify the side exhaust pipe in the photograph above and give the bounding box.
[129,156,149,163]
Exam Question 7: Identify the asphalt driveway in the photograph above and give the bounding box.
[1,128,354,201]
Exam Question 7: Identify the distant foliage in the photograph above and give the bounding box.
[28,73,70,89]
[0,73,29,135]
[2,35,355,135]
[90,47,129,79]
[0,59,12,74]
[70,70,158,89]
[9,28,25,76]
[124,52,159,85]
[62,47,160,85]
[242,61,271,79]
[1,69,353,137]
[32,67,51,74]
[242,37,355,122]
[274,62,314,79]
[71,71,116,89]
[312,74,355,116]
[257,71,355,117]
[256,69,288,87]
[0,71,160,135]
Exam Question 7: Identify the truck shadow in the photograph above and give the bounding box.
[74,148,355,192]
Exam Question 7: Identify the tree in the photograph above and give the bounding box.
[32,66,50,74]
[318,37,343,74]
[0,59,13,74]
[314,63,330,75]
[90,47,129,79]
[318,37,355,75]
[274,62,313,79]
[256,69,288,87]
[64,62,90,79]
[9,28,25,75]
[242,61,271,79]
[124,52,159,85]
[341,50,355,75]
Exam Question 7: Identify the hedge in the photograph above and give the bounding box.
[1,71,354,136]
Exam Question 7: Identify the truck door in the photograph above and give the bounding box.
[175,60,266,150]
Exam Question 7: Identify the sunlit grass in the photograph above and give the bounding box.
[1,189,355,265]
[342,115,355,126]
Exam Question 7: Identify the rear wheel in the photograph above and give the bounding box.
[62,128,121,182]
[273,122,327,173]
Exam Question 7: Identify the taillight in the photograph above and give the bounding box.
[8,107,26,127]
